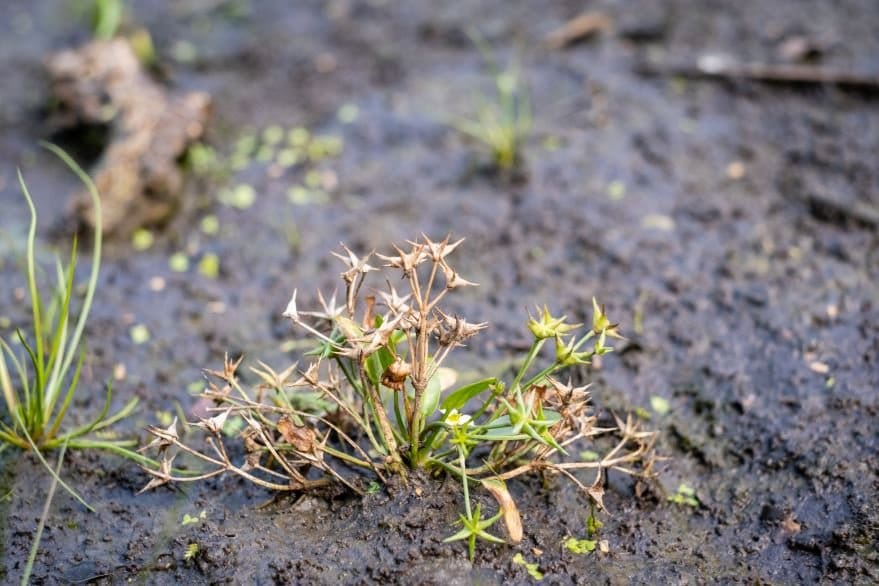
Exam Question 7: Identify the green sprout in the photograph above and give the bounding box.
[183,542,199,561]
[512,553,543,580]
[669,483,699,507]
[139,236,657,559]
[181,510,206,526]
[449,39,531,171]
[444,503,504,561]
[0,145,150,507]
[563,536,596,554]
[587,505,603,537]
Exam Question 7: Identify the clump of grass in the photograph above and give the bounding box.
[140,236,657,559]
[450,42,532,172]
[0,145,146,481]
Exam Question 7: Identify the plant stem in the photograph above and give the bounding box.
[459,445,472,518]
[359,364,402,470]
[22,441,68,586]
[511,339,544,392]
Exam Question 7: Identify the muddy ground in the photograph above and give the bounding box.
[1,0,878,584]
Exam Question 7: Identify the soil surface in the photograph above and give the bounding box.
[1,0,878,584]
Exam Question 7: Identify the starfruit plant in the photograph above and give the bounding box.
[140,235,657,559]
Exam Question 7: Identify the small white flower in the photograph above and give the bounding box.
[441,408,472,428]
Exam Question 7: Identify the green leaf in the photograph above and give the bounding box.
[333,316,363,341]
[365,343,396,388]
[420,373,442,418]
[365,353,383,387]
[93,0,123,40]
[441,377,496,411]
[512,552,544,580]
[563,536,596,554]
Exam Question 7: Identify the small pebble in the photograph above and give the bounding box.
[809,361,830,374]
[149,276,166,291]
[726,161,746,180]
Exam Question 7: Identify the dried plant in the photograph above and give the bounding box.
[140,236,657,559]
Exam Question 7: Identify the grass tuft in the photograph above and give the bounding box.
[449,37,532,172]
[0,144,150,478]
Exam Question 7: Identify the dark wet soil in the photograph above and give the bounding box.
[2,0,878,584]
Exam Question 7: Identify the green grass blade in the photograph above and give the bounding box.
[93,0,122,40]
[17,170,46,390]
[39,144,103,402]
[43,244,77,411]
[0,424,27,449]
[66,438,157,467]
[14,329,42,431]
[45,346,85,442]
[61,380,114,440]
[90,396,138,432]
[0,338,30,430]
[20,429,93,512]
[21,440,68,586]
[0,339,18,415]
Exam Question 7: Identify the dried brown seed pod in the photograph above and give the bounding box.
[381,357,412,391]
[277,415,318,453]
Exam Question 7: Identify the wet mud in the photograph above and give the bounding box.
[1,0,877,584]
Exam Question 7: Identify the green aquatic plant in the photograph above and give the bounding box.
[140,236,657,559]
[0,146,145,470]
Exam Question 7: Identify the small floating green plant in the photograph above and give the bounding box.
[140,236,657,559]
[0,145,146,473]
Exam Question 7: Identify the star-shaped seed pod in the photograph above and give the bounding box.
[140,417,180,453]
[192,409,231,435]
[331,244,378,284]
[138,452,176,493]
[204,353,245,383]
[435,310,488,346]
[337,312,406,359]
[422,234,465,263]
[440,262,478,289]
[299,289,345,321]
[251,361,299,390]
[376,242,428,276]
[527,306,581,339]
[554,335,592,366]
[592,297,624,339]
[377,283,412,315]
